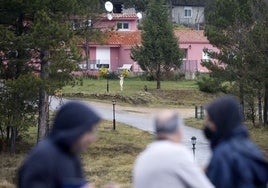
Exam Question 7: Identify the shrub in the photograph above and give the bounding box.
[197,75,221,93]
[108,71,120,80]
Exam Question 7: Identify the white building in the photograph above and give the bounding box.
[172,0,205,29]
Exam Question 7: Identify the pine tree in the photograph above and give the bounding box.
[0,0,102,149]
[203,0,268,125]
[131,0,182,89]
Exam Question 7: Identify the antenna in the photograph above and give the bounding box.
[105,1,114,12]
[137,12,143,20]
[107,13,113,20]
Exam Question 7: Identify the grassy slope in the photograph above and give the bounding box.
[0,121,153,188]
[63,78,218,107]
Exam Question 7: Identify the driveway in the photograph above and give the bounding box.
[50,97,211,166]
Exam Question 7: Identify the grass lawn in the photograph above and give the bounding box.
[63,78,198,95]
[0,121,153,188]
[63,78,218,107]
[185,118,268,156]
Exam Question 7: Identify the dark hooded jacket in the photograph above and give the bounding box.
[206,96,268,188]
[18,101,101,188]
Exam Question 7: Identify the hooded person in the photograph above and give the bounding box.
[204,95,268,188]
[18,101,101,188]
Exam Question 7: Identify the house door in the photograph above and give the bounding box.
[96,47,110,69]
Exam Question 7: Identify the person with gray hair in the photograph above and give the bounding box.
[133,111,214,188]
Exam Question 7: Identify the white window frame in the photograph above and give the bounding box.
[184,7,192,18]
[202,49,213,61]
[117,22,130,31]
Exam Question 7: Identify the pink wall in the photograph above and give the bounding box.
[96,19,138,31]
[118,45,142,71]
[110,47,119,71]
[119,46,132,66]
[129,20,137,31]
[89,47,96,60]
[88,42,218,73]
[180,42,218,72]
[89,46,136,71]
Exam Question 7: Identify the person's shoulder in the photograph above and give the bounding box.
[212,140,237,163]
[26,139,59,163]
[214,140,233,153]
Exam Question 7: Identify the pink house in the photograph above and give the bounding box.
[88,31,141,72]
[175,30,218,73]
[83,13,141,72]
[93,13,139,31]
[80,13,218,73]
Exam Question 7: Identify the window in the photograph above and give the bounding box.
[182,49,188,59]
[202,49,213,61]
[117,22,130,31]
[184,7,192,18]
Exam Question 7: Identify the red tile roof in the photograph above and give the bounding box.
[102,13,138,20]
[90,30,209,46]
[174,30,209,43]
[101,31,142,46]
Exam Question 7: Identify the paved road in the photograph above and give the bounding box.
[50,97,211,166]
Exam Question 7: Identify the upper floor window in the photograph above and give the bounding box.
[184,7,192,18]
[117,22,130,31]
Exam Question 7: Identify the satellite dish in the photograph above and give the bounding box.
[105,1,113,12]
[137,12,143,19]
[107,13,113,20]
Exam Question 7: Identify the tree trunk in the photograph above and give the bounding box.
[257,87,262,125]
[249,97,255,127]
[10,127,16,153]
[239,81,245,118]
[6,126,10,142]
[37,50,50,142]
[157,78,161,90]
[156,64,161,90]
[38,91,49,142]
[263,84,267,125]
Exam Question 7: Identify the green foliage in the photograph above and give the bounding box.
[0,0,103,147]
[131,0,182,89]
[108,71,120,80]
[0,74,40,152]
[204,0,268,125]
[162,71,185,81]
[197,75,221,93]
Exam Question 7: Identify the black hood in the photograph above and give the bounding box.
[50,101,101,151]
[206,95,245,147]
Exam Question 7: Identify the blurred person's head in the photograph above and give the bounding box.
[204,95,244,148]
[155,111,183,143]
[50,101,101,154]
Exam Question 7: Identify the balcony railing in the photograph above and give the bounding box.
[180,60,198,72]
[78,59,110,70]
